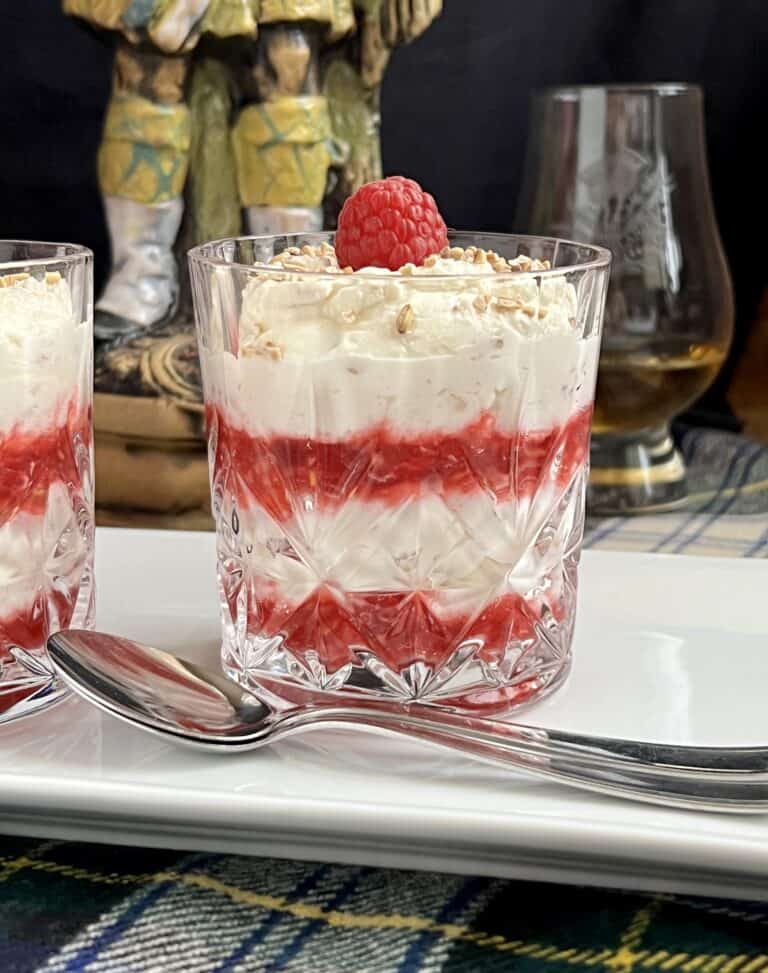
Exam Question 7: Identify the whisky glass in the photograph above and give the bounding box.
[516,84,734,512]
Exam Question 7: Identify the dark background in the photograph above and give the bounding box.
[2,0,767,412]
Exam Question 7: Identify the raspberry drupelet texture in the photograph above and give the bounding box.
[335,176,449,271]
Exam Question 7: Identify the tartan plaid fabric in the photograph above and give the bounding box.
[4,835,768,972]
[1,427,767,971]
[585,428,768,558]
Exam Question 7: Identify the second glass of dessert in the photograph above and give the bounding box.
[190,181,610,714]
[0,241,95,723]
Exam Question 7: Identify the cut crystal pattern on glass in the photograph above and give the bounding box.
[213,431,587,714]
[207,391,590,713]
[190,231,609,715]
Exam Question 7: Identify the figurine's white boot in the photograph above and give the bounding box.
[95,196,183,341]
[245,206,323,236]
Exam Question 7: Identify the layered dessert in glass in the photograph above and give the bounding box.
[0,243,94,722]
[190,189,609,713]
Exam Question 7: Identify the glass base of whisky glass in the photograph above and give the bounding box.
[588,425,688,514]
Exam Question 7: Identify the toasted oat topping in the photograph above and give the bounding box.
[395,303,415,334]
[268,242,339,274]
[0,271,62,288]
[260,244,552,278]
[439,246,551,274]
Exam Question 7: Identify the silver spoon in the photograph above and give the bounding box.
[47,629,768,815]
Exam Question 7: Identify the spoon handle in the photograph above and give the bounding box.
[276,705,768,813]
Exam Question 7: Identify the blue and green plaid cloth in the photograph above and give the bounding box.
[585,426,768,557]
[5,833,768,973]
[1,427,767,972]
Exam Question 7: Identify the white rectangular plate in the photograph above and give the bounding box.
[2,528,768,901]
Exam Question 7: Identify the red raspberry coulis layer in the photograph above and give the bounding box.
[0,589,79,664]
[243,585,564,674]
[224,583,569,713]
[0,403,91,521]
[207,404,591,520]
[0,401,91,655]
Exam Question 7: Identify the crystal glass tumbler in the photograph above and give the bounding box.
[517,85,734,513]
[189,233,610,714]
[0,242,95,723]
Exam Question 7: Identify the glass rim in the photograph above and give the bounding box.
[0,240,93,274]
[188,231,612,280]
[537,82,699,99]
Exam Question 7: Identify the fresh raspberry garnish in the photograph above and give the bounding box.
[335,176,449,272]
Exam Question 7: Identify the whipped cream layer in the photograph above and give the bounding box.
[229,485,581,606]
[0,273,91,435]
[201,248,601,437]
[0,483,91,618]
